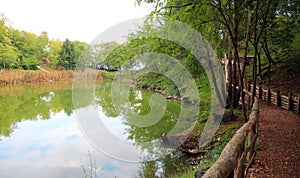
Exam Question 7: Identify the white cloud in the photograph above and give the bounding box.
[0,112,141,177]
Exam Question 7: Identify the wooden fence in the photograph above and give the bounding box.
[242,84,299,114]
[198,98,259,178]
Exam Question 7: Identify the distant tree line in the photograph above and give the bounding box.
[0,14,123,71]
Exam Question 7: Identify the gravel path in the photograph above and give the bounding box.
[249,101,300,178]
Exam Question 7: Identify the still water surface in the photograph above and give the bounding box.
[0,82,195,177]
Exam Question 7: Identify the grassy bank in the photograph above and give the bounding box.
[175,111,244,178]
[0,69,106,85]
[133,72,245,177]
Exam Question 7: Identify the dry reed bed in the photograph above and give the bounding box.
[0,70,103,86]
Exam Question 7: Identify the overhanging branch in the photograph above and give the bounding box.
[164,2,195,9]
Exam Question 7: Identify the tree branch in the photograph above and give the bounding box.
[164,2,195,9]
[199,19,227,27]
[257,0,272,42]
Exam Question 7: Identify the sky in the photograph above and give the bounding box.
[0,0,153,43]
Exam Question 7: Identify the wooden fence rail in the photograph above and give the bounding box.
[234,83,299,114]
[197,98,259,178]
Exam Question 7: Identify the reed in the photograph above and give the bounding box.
[0,69,103,86]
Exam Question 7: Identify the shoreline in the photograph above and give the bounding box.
[134,83,201,106]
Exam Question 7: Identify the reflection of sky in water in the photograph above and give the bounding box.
[0,111,140,178]
[98,107,131,141]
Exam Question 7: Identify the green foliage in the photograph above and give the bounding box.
[58,38,76,70]
[0,15,96,70]
[48,39,63,67]
[0,16,50,70]
[73,41,94,69]
[136,0,300,80]
[10,30,47,69]
[0,17,18,69]
[97,41,119,62]
[37,31,49,57]
[175,122,242,178]
[262,0,300,62]
[0,44,18,69]
[0,82,74,137]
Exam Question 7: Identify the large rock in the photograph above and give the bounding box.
[212,108,235,123]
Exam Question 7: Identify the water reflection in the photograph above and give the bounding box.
[0,82,73,137]
[0,82,194,177]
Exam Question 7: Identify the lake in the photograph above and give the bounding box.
[0,81,200,178]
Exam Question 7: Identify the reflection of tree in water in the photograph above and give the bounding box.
[95,82,199,177]
[139,160,159,178]
[94,82,198,177]
[0,82,83,137]
[94,82,119,118]
[138,152,191,178]
[125,88,198,146]
[95,83,192,177]
[1,81,198,177]
[125,89,201,177]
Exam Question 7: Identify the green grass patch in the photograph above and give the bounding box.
[175,119,243,178]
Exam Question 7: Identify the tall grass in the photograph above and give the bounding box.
[0,69,104,86]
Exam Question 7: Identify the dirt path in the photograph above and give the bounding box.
[249,101,300,178]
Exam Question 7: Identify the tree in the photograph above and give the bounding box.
[9,29,43,69]
[58,38,76,70]
[136,0,300,121]
[0,44,18,69]
[73,40,88,62]
[0,15,18,69]
[73,41,93,69]
[36,31,49,58]
[97,42,119,61]
[48,39,62,67]
[1,14,99,70]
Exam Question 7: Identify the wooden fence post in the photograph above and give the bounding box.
[288,92,293,111]
[259,86,262,99]
[248,124,255,163]
[267,88,271,103]
[247,83,251,109]
[297,94,300,114]
[277,90,281,107]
